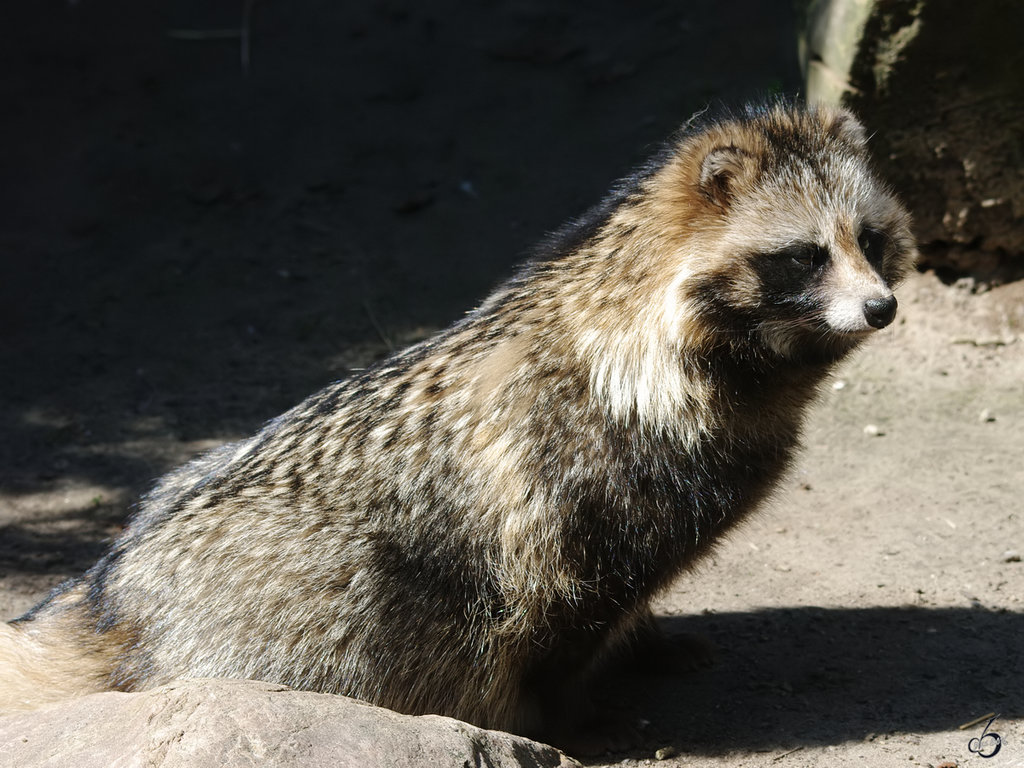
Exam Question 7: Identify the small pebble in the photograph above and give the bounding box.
[863,424,885,437]
[1003,550,1021,563]
[979,409,996,423]
[654,746,678,760]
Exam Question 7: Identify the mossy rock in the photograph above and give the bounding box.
[800,0,1024,281]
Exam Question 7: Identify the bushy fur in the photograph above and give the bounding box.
[1,103,916,743]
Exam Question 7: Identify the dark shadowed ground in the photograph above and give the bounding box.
[2,3,1022,767]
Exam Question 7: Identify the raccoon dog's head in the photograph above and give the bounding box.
[673,104,917,364]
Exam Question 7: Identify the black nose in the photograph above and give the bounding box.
[863,295,898,329]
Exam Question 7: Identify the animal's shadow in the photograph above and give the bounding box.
[592,606,1022,760]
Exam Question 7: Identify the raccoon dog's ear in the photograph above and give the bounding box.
[827,109,869,150]
[698,145,757,210]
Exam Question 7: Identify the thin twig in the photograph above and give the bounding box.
[772,746,804,761]
[166,0,255,76]
[959,712,997,731]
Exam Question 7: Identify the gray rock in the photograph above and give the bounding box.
[0,678,581,768]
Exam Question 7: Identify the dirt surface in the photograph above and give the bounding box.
[2,2,1022,767]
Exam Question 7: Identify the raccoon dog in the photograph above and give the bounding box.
[1,103,915,749]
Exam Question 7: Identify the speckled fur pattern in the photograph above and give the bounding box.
[1,103,916,739]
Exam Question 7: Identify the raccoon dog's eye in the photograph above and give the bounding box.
[784,244,829,270]
[858,227,886,267]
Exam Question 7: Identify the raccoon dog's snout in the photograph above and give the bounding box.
[863,295,898,329]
